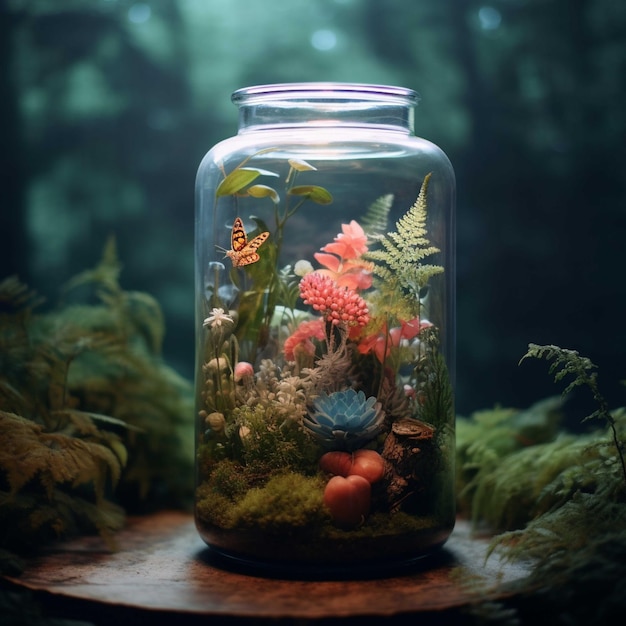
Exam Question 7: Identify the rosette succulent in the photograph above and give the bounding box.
[304,389,384,451]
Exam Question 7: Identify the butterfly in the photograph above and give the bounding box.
[224,217,270,267]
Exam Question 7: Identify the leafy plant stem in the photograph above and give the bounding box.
[520,344,626,487]
[377,315,391,399]
[588,377,626,486]
[262,167,308,331]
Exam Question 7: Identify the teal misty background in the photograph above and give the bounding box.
[2,0,625,416]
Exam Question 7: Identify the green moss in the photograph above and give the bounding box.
[209,459,248,499]
[331,510,440,539]
[230,472,327,531]
[196,471,328,532]
[195,482,236,528]
[233,404,319,477]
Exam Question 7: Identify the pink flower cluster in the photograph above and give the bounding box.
[283,319,326,361]
[299,272,369,327]
[283,221,374,362]
[314,220,373,291]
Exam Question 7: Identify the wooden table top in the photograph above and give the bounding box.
[3,510,531,624]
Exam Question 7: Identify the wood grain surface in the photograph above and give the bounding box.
[3,511,531,623]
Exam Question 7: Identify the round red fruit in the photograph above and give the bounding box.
[350,449,385,484]
[323,474,371,529]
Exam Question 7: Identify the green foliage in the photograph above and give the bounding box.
[456,397,563,523]
[456,345,626,624]
[492,491,626,623]
[521,343,626,485]
[232,403,319,477]
[520,344,599,396]
[54,241,195,508]
[0,411,126,554]
[211,152,333,362]
[231,473,327,531]
[216,166,277,197]
[415,328,454,428]
[468,427,622,531]
[366,174,444,315]
[1,413,123,499]
[206,459,249,500]
[194,484,235,529]
[287,185,333,204]
[0,242,194,567]
[198,472,328,532]
[360,193,394,242]
[274,266,302,318]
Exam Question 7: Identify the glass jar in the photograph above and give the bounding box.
[194,83,455,574]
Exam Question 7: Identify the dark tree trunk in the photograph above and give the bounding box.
[0,8,27,281]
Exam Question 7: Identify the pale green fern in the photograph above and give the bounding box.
[360,193,394,241]
[366,173,443,314]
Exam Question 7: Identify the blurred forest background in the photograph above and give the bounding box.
[1,0,625,418]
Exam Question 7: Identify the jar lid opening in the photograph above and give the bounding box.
[232,82,420,106]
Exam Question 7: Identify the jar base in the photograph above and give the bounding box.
[196,522,455,579]
[201,540,452,580]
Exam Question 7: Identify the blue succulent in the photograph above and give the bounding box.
[304,389,384,451]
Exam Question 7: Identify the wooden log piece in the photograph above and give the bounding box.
[380,418,436,512]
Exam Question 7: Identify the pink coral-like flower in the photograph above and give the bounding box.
[315,256,373,291]
[389,317,430,344]
[299,272,369,327]
[320,220,368,260]
[283,318,326,361]
[356,323,389,362]
[357,317,432,362]
[314,220,373,291]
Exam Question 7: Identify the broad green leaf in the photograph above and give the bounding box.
[246,185,280,203]
[216,168,262,197]
[288,185,333,205]
[288,158,317,172]
[216,167,278,197]
[249,167,280,178]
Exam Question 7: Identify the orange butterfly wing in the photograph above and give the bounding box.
[226,217,269,267]
[230,217,248,252]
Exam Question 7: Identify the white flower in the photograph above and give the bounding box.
[294,260,314,277]
[203,307,233,328]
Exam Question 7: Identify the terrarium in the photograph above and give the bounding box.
[194,83,456,573]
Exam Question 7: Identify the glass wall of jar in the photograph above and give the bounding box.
[194,83,456,574]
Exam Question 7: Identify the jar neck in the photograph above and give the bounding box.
[232,83,419,134]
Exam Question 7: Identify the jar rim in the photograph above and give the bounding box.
[232,82,420,105]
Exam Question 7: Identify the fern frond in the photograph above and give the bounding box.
[364,288,415,326]
[0,241,194,561]
[62,236,122,298]
[0,412,123,501]
[520,344,597,396]
[103,290,166,356]
[520,343,626,486]
[366,173,444,312]
[369,173,437,261]
[0,276,43,313]
[360,193,393,241]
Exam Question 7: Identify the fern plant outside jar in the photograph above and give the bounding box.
[194,83,456,574]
